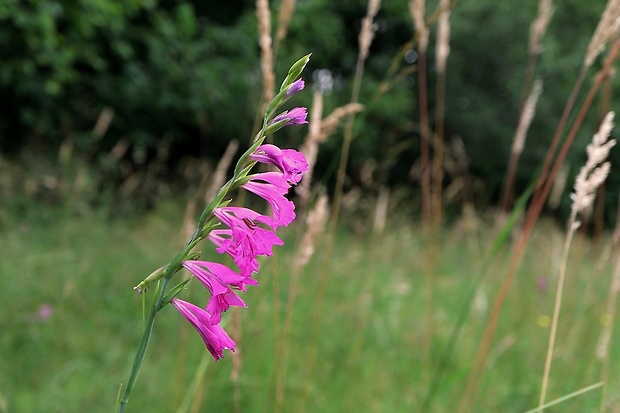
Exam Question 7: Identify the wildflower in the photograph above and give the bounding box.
[270,107,308,127]
[212,207,284,275]
[286,79,305,97]
[242,172,296,227]
[250,144,309,184]
[171,298,235,361]
[213,206,283,241]
[183,260,255,323]
[37,304,53,321]
[208,229,260,276]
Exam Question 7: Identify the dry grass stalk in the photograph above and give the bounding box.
[458,41,620,413]
[514,80,543,155]
[275,194,329,413]
[275,0,296,51]
[257,0,275,105]
[436,0,451,73]
[317,103,365,142]
[409,0,429,52]
[597,255,620,361]
[538,111,616,411]
[298,99,364,203]
[548,164,570,210]
[204,139,239,203]
[92,107,115,140]
[332,0,380,228]
[295,194,330,271]
[585,0,620,67]
[372,186,390,235]
[308,91,324,142]
[520,0,551,123]
[359,0,381,62]
[301,3,378,407]
[297,91,324,204]
[409,0,434,364]
[597,196,620,411]
[529,0,553,55]
[407,0,432,229]
[231,308,242,413]
[571,112,616,214]
[433,0,451,231]
[500,79,543,213]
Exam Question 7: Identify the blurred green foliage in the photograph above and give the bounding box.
[1,204,616,412]
[0,0,617,219]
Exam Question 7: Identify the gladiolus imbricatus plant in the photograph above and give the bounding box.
[117,54,311,413]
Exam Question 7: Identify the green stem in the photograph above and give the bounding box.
[119,236,203,412]
[119,129,267,412]
[119,276,171,413]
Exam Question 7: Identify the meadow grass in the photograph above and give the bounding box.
[2,202,618,412]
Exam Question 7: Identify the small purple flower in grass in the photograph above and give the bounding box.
[286,79,305,97]
[183,260,256,324]
[250,144,309,184]
[171,298,235,361]
[270,107,308,127]
[242,172,296,227]
[37,303,53,321]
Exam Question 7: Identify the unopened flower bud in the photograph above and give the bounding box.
[134,265,167,294]
[286,79,305,97]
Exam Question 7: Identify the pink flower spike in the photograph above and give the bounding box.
[171,298,235,361]
[250,144,309,184]
[242,172,296,227]
[183,260,255,324]
[270,107,308,126]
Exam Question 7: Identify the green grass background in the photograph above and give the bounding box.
[1,202,618,412]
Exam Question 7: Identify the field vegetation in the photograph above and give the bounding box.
[2,0,620,412]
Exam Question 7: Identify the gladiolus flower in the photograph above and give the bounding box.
[208,229,260,277]
[242,172,296,227]
[171,298,235,361]
[182,260,255,324]
[250,144,309,184]
[270,107,308,126]
[212,207,284,275]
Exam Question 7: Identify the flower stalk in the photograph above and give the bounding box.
[118,54,311,412]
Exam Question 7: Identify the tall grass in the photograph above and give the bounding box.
[538,112,616,410]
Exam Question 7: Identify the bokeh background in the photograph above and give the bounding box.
[2,0,620,412]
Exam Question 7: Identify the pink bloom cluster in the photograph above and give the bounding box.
[172,144,308,360]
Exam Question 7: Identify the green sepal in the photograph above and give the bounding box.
[263,117,289,135]
[215,199,232,209]
[159,277,192,310]
[231,164,256,190]
[198,220,219,238]
[185,251,201,261]
[232,169,261,189]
